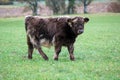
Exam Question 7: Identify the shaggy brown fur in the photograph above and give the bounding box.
[25,16,89,60]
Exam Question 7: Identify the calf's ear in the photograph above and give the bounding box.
[84,17,89,23]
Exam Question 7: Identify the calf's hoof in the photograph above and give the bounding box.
[28,56,32,59]
[53,55,58,61]
[54,57,58,61]
[70,58,75,61]
[43,55,49,60]
[70,56,75,61]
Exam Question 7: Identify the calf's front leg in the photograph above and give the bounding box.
[53,44,62,60]
[67,44,75,61]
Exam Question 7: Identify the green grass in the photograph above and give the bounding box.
[0,13,120,80]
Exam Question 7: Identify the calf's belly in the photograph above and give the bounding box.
[40,38,53,48]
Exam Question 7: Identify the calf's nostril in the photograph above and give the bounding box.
[78,30,84,34]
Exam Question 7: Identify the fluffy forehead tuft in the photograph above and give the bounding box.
[74,17,84,20]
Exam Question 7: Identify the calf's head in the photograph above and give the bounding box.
[67,17,89,35]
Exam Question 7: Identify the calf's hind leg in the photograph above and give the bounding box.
[27,36,34,59]
[37,47,48,60]
[27,35,48,60]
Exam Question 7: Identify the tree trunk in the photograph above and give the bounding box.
[45,0,65,14]
[82,0,93,14]
[67,0,75,14]
[84,0,87,13]
[33,0,38,15]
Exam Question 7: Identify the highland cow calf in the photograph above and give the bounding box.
[25,16,89,60]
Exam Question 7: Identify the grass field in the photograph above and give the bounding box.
[0,13,120,80]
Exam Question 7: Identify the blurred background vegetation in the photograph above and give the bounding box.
[0,0,120,17]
